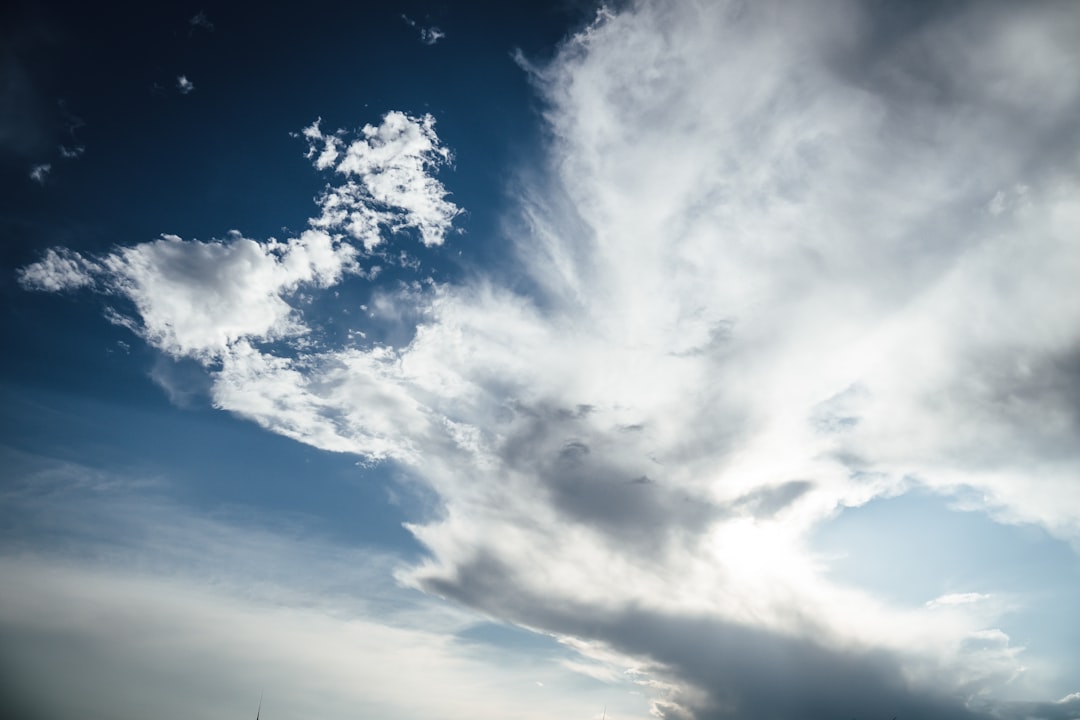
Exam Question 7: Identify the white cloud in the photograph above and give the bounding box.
[304,111,460,249]
[18,1,1080,718]
[19,230,358,359]
[212,340,428,460]
[420,26,446,45]
[242,1,1080,713]
[17,247,98,291]
[19,113,457,361]
[28,162,50,183]
[927,593,992,609]
[402,14,446,46]
[176,75,194,94]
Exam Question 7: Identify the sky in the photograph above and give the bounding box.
[2,1,1080,719]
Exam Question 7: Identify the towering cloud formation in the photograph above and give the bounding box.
[19,2,1080,718]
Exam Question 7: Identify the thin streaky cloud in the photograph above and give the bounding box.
[926,593,992,609]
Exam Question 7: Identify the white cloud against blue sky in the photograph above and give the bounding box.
[402,14,446,46]
[4,2,1080,720]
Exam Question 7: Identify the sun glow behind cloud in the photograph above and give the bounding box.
[14,1,1080,719]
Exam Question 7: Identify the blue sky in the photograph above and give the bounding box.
[3,2,1080,719]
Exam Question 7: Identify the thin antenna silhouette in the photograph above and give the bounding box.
[256,693,262,720]
[602,705,606,720]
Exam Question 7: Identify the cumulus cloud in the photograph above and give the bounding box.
[176,75,194,94]
[23,230,357,358]
[20,112,458,360]
[302,112,460,249]
[18,1,1080,718]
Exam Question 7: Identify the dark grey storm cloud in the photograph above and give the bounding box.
[423,550,998,720]
[496,402,721,547]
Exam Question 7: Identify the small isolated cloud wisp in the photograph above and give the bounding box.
[401,14,445,45]
[28,163,51,184]
[189,11,213,32]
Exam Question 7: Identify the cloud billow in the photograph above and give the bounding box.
[19,112,459,361]
[18,1,1080,718]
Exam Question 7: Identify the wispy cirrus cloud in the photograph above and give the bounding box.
[927,593,993,610]
[17,1,1080,718]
